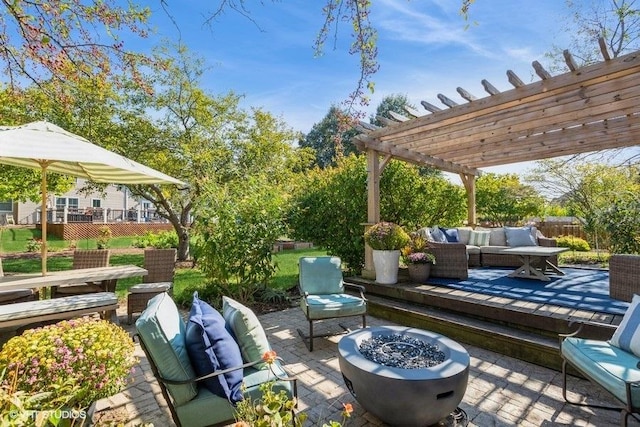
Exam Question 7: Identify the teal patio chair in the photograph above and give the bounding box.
[298,256,367,351]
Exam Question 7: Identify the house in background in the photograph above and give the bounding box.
[1,178,162,225]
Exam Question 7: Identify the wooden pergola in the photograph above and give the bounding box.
[354,43,640,278]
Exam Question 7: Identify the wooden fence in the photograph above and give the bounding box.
[536,221,587,240]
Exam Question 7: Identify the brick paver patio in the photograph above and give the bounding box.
[93,303,635,426]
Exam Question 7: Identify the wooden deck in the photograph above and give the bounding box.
[347,268,623,371]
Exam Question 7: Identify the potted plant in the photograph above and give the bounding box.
[402,233,436,283]
[0,317,137,426]
[364,222,410,285]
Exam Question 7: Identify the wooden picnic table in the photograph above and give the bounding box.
[0,265,148,293]
[0,265,149,337]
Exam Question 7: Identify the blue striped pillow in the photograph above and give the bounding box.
[610,294,640,356]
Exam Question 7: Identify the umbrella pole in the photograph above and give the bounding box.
[41,166,48,276]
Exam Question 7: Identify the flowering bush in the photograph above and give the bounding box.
[234,351,353,427]
[401,233,436,265]
[405,252,436,264]
[364,222,410,251]
[0,317,137,412]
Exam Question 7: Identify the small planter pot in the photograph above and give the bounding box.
[372,249,400,284]
[408,263,431,283]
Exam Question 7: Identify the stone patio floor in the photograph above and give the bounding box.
[93,303,638,426]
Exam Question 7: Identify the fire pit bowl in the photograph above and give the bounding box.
[338,326,469,426]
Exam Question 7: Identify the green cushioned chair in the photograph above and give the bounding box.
[298,256,367,351]
[135,293,297,427]
[560,325,640,426]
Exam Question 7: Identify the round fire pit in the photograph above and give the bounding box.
[338,326,469,426]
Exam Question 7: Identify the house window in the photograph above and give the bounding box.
[91,199,101,208]
[56,197,79,210]
[0,200,12,211]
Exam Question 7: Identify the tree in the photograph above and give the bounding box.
[300,106,359,168]
[476,173,545,226]
[369,94,415,127]
[115,45,300,262]
[526,159,640,247]
[0,0,155,101]
[288,155,465,273]
[547,0,640,72]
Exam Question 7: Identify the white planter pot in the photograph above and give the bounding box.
[372,250,400,284]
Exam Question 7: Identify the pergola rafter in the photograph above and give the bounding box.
[354,41,640,279]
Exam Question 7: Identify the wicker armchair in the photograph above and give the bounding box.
[609,254,640,302]
[127,249,176,324]
[51,250,111,298]
[0,257,38,304]
[426,242,469,280]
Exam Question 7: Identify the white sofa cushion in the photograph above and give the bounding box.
[456,227,473,245]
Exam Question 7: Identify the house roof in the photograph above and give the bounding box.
[353,45,640,177]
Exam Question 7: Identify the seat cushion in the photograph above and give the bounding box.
[185,293,244,403]
[222,296,271,369]
[301,293,367,320]
[562,336,640,409]
[135,292,198,406]
[129,282,172,293]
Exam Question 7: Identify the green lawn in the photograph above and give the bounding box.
[1,247,327,304]
[0,226,139,253]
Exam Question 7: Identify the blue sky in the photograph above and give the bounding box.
[139,0,573,177]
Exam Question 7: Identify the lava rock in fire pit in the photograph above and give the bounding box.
[359,333,446,369]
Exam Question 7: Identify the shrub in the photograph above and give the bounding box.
[287,155,466,274]
[133,230,178,249]
[0,318,137,412]
[97,226,112,249]
[25,238,42,252]
[555,235,591,252]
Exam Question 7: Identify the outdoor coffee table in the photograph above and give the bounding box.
[499,246,569,281]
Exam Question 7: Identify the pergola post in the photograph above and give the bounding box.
[460,173,477,227]
[362,149,382,279]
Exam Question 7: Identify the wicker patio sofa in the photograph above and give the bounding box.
[417,226,558,279]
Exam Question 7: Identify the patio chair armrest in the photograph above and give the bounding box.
[159,359,263,386]
[558,320,617,345]
[558,322,585,344]
[344,282,367,300]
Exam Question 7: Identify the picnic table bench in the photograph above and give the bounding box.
[0,292,118,329]
[0,265,147,341]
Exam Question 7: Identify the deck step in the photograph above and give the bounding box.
[346,277,620,372]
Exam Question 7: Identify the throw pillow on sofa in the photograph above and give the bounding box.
[185,292,244,403]
[439,227,459,243]
[429,227,448,243]
[468,230,490,246]
[504,226,537,247]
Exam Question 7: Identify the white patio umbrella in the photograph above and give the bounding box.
[0,120,185,274]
